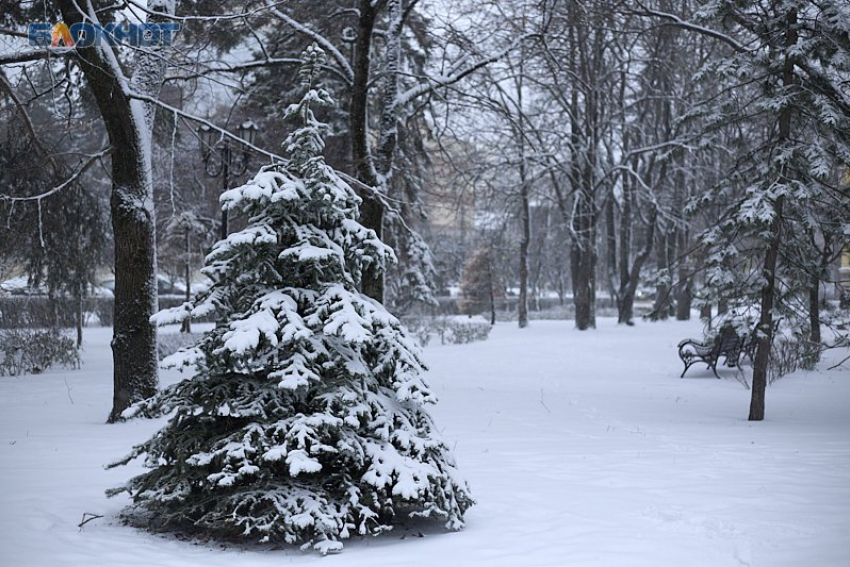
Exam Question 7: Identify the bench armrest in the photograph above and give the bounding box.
[678,338,707,349]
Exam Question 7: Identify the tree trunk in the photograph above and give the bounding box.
[808,274,820,346]
[55,0,169,422]
[618,294,635,326]
[808,232,832,347]
[488,256,496,326]
[76,280,83,348]
[349,0,384,302]
[675,221,692,321]
[749,196,784,421]
[750,7,796,422]
[652,232,671,320]
[350,1,377,188]
[571,232,596,330]
[605,196,619,311]
[618,208,657,325]
[571,169,597,329]
[359,199,385,301]
[517,63,530,329]
[616,173,632,324]
[110,176,159,421]
[518,182,530,328]
[566,12,597,332]
[374,0,401,178]
[529,209,548,313]
[181,231,192,333]
[676,281,692,321]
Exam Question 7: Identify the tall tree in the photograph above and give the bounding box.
[52,0,176,421]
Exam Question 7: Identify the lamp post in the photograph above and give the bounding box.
[198,120,258,240]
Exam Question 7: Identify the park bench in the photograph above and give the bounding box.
[677,325,756,378]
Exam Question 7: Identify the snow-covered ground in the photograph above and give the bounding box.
[1,319,848,566]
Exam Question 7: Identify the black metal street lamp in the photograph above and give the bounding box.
[198,120,258,239]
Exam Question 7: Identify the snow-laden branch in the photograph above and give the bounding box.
[127,91,284,163]
[172,57,350,86]
[0,27,28,39]
[264,0,354,84]
[0,147,112,203]
[0,49,66,66]
[125,0,270,23]
[633,4,748,53]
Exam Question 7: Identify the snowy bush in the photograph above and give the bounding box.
[437,316,491,344]
[108,46,472,554]
[0,328,80,376]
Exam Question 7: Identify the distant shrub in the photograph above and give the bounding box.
[0,328,81,376]
[403,315,492,346]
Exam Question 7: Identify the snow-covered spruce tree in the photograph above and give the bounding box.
[108,45,473,554]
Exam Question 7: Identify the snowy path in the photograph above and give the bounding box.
[1,320,848,566]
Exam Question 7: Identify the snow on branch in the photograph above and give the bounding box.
[0,27,28,39]
[125,0,268,23]
[264,0,354,84]
[127,91,285,163]
[0,49,68,66]
[633,4,748,53]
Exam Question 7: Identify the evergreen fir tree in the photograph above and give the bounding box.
[108,45,473,554]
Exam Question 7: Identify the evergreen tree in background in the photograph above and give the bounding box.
[459,248,496,323]
[108,45,473,553]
